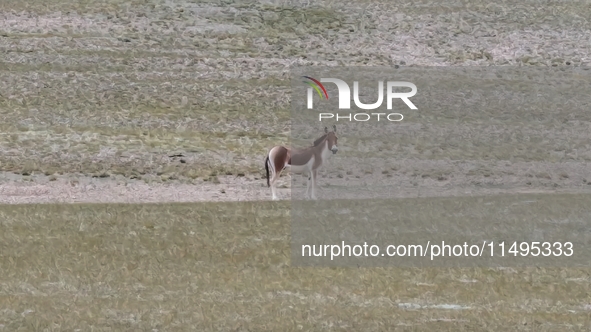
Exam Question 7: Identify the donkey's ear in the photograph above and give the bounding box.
[333,124,337,132]
[324,126,329,133]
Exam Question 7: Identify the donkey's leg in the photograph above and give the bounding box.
[270,179,278,201]
[310,169,318,200]
[305,171,312,200]
[267,154,281,201]
[270,166,284,200]
[266,154,275,200]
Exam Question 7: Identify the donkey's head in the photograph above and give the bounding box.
[324,125,338,154]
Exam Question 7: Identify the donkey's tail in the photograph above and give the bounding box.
[265,155,270,187]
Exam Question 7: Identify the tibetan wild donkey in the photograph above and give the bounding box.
[265,125,339,200]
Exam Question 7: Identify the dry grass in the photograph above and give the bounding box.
[0,0,590,182]
[1,200,591,331]
[1,0,591,330]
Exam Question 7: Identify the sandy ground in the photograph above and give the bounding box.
[2,161,590,204]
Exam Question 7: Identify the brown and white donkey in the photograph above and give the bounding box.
[265,125,339,200]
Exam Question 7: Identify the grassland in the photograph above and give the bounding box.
[1,0,591,330]
[1,0,590,183]
[1,199,591,331]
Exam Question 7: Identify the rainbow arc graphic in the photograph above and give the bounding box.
[302,76,329,100]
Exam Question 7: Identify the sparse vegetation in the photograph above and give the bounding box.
[1,0,590,183]
[0,199,590,330]
[1,0,591,330]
